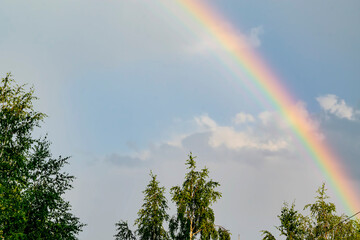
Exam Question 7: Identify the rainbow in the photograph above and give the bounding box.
[161,0,359,217]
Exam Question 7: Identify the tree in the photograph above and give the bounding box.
[169,153,226,240]
[22,138,85,239]
[0,73,84,239]
[114,220,136,240]
[261,231,276,240]
[0,73,44,239]
[135,171,169,240]
[303,183,337,239]
[261,183,360,240]
[302,184,360,240]
[115,153,230,240]
[276,202,305,240]
[115,171,169,240]
[217,226,231,240]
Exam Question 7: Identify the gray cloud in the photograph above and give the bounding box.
[105,154,145,168]
[319,116,360,178]
[315,95,360,179]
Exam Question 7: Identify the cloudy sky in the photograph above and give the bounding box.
[1,0,360,239]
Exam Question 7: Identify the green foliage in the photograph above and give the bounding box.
[169,153,223,240]
[0,73,44,239]
[115,153,230,240]
[135,172,169,240]
[0,74,84,239]
[261,230,276,240]
[217,227,231,240]
[303,183,337,239]
[115,172,169,240]
[276,202,305,240]
[302,184,360,240]
[261,183,360,240]
[114,220,136,240]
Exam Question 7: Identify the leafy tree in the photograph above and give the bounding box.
[115,153,230,240]
[135,171,169,240]
[0,73,44,239]
[276,202,305,240]
[261,230,276,240]
[303,184,360,240]
[261,183,360,240]
[303,183,337,239]
[261,203,305,240]
[114,220,136,240]
[217,226,231,240]
[169,153,225,240]
[115,171,169,240]
[0,73,84,239]
[22,138,85,239]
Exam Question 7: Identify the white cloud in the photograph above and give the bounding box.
[233,112,255,124]
[164,105,321,153]
[294,101,324,139]
[185,35,219,54]
[185,25,264,55]
[193,113,291,152]
[107,109,314,168]
[208,125,289,151]
[317,94,355,120]
[258,102,323,141]
[195,115,218,129]
[166,133,191,148]
[246,26,264,48]
[259,111,280,126]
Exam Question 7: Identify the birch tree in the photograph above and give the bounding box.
[169,153,224,240]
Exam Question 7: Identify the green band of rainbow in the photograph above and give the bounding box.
[162,0,359,217]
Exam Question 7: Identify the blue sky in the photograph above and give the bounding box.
[1,1,360,239]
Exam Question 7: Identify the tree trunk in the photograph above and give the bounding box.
[190,221,193,240]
